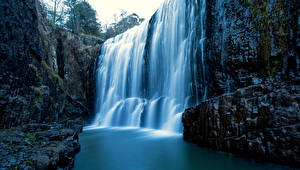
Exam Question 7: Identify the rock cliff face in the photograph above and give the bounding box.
[0,0,43,128]
[203,0,299,97]
[183,83,300,166]
[0,0,103,129]
[0,0,102,168]
[37,2,103,122]
[183,0,299,167]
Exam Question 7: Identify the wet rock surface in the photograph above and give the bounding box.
[37,1,104,122]
[0,0,99,169]
[0,0,102,129]
[0,119,83,169]
[204,0,299,98]
[183,82,300,168]
[183,0,299,168]
[0,0,43,128]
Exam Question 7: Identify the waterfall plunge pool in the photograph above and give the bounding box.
[74,127,290,170]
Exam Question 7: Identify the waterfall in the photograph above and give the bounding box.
[92,0,206,133]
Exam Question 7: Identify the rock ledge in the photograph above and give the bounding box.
[183,83,300,168]
[0,119,83,169]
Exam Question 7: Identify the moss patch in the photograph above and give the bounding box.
[248,0,288,76]
[41,61,64,87]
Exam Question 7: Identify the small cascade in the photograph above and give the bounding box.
[92,0,207,133]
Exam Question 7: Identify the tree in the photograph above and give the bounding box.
[52,0,62,23]
[41,0,65,26]
[64,0,80,33]
[42,0,65,25]
[64,0,101,36]
[106,12,144,38]
[75,2,101,35]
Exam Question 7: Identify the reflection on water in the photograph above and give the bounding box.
[74,127,291,170]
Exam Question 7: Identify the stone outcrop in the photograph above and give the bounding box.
[203,0,299,98]
[0,0,103,129]
[183,82,300,167]
[0,120,83,169]
[0,0,102,168]
[0,0,44,128]
[183,0,299,168]
[36,1,104,123]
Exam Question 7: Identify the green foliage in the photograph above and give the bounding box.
[41,61,64,86]
[64,0,80,32]
[272,60,281,66]
[106,12,144,38]
[249,0,288,76]
[25,133,36,145]
[64,0,101,36]
[16,97,26,104]
[251,72,257,77]
[47,7,65,26]
[245,0,250,6]
[31,86,43,96]
[40,0,65,26]
[77,2,101,35]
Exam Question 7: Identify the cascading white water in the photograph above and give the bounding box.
[92,0,206,133]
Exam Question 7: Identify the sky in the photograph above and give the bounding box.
[87,0,164,25]
[44,0,164,26]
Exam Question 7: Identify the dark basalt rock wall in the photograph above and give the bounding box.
[37,1,104,122]
[0,0,102,168]
[183,0,299,167]
[183,83,300,167]
[0,0,43,128]
[204,0,299,98]
[0,0,103,129]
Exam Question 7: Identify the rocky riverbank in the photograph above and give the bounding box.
[183,82,300,167]
[0,0,102,169]
[0,119,83,169]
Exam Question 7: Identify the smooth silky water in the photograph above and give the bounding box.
[91,0,205,133]
[75,0,291,169]
[74,127,290,170]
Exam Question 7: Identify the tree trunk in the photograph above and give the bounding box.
[53,0,57,24]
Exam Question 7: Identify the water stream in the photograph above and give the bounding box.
[74,128,291,170]
[92,0,205,132]
[75,0,295,169]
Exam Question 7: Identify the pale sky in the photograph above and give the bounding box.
[87,0,164,25]
[44,0,164,26]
